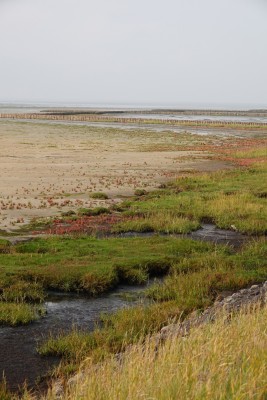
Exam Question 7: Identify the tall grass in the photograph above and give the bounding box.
[49,304,267,400]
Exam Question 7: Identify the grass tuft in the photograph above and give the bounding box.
[90,192,109,200]
[0,302,44,326]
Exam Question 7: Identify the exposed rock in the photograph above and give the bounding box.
[155,281,267,346]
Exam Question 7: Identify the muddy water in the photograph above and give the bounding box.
[189,224,249,246]
[114,224,250,248]
[8,118,267,139]
[1,223,250,247]
[0,285,147,391]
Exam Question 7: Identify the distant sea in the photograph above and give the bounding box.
[0,102,267,124]
[0,101,267,113]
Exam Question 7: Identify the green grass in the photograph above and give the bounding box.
[0,236,215,295]
[1,235,210,326]
[0,281,45,303]
[113,214,200,234]
[0,131,266,396]
[147,239,267,307]
[0,302,44,326]
[0,235,219,326]
[0,280,45,325]
[115,162,267,235]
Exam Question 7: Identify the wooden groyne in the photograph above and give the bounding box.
[1,113,267,129]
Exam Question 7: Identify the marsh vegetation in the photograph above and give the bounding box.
[0,117,266,398]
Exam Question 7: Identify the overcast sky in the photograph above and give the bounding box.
[0,0,266,107]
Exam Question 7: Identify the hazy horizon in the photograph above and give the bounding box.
[1,100,267,111]
[1,0,267,108]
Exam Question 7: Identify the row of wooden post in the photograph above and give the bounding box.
[0,113,266,127]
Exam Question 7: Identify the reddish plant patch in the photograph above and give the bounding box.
[33,214,124,235]
[189,138,267,166]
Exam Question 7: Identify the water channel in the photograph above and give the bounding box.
[0,224,252,392]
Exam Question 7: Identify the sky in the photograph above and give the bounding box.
[0,0,267,108]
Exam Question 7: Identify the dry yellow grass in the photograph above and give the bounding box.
[40,304,267,400]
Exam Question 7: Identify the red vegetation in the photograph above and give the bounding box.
[33,214,124,235]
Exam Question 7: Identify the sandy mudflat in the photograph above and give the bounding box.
[0,120,231,232]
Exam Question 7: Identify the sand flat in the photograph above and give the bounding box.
[0,120,231,232]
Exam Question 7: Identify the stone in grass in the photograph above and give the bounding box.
[90,192,109,200]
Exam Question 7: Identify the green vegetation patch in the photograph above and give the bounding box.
[0,281,45,303]
[0,236,214,295]
[0,302,44,326]
[113,214,200,234]
[116,162,267,235]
